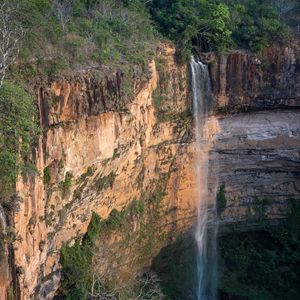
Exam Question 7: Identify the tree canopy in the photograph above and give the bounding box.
[149,0,292,59]
[0,0,294,72]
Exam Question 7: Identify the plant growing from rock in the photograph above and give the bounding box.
[60,171,73,197]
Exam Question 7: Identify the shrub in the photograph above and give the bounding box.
[104,208,125,229]
[94,172,116,192]
[60,209,127,298]
[60,172,73,197]
[43,166,51,184]
[129,198,145,216]
[60,212,102,299]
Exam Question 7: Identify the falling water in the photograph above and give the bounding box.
[190,56,218,300]
[0,204,7,233]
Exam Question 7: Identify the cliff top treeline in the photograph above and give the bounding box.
[0,0,298,79]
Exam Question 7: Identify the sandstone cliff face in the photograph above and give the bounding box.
[11,45,195,299]
[0,42,298,299]
[202,43,300,110]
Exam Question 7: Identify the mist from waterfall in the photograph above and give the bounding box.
[190,56,218,300]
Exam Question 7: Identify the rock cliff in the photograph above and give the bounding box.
[202,42,300,110]
[0,42,299,299]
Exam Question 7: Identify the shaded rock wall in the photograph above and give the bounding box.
[212,111,300,226]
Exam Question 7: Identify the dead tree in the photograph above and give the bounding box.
[0,1,25,88]
[52,0,74,32]
[89,272,163,300]
[272,0,297,19]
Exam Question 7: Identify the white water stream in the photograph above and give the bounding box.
[0,203,7,233]
[191,57,218,300]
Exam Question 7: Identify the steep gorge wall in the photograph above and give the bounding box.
[0,43,299,299]
[202,42,300,110]
[12,45,196,299]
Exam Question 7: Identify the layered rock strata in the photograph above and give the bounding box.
[0,43,298,299]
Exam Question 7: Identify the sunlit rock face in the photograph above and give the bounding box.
[11,45,194,300]
[0,42,298,299]
[202,43,300,109]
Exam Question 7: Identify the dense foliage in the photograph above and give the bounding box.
[153,201,300,299]
[219,200,300,300]
[1,0,295,80]
[149,0,293,59]
[60,212,102,299]
[229,0,290,51]
[150,0,232,59]
[0,82,38,198]
[3,0,156,83]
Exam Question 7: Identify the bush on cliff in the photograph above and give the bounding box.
[0,82,38,198]
[60,212,102,299]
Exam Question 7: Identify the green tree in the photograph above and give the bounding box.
[229,0,289,51]
[150,0,232,60]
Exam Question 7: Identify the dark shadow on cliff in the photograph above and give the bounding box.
[218,200,300,300]
[151,231,198,300]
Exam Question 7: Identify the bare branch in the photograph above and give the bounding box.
[52,0,74,32]
[0,0,25,87]
[88,271,163,300]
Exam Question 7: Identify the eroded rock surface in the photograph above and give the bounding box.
[202,43,300,110]
[0,43,298,299]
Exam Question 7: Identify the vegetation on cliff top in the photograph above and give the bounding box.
[150,0,295,59]
[0,0,156,84]
[0,0,297,85]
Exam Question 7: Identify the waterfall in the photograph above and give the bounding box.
[0,204,7,233]
[190,56,218,300]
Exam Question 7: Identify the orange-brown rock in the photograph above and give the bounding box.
[202,43,300,110]
[0,43,298,299]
